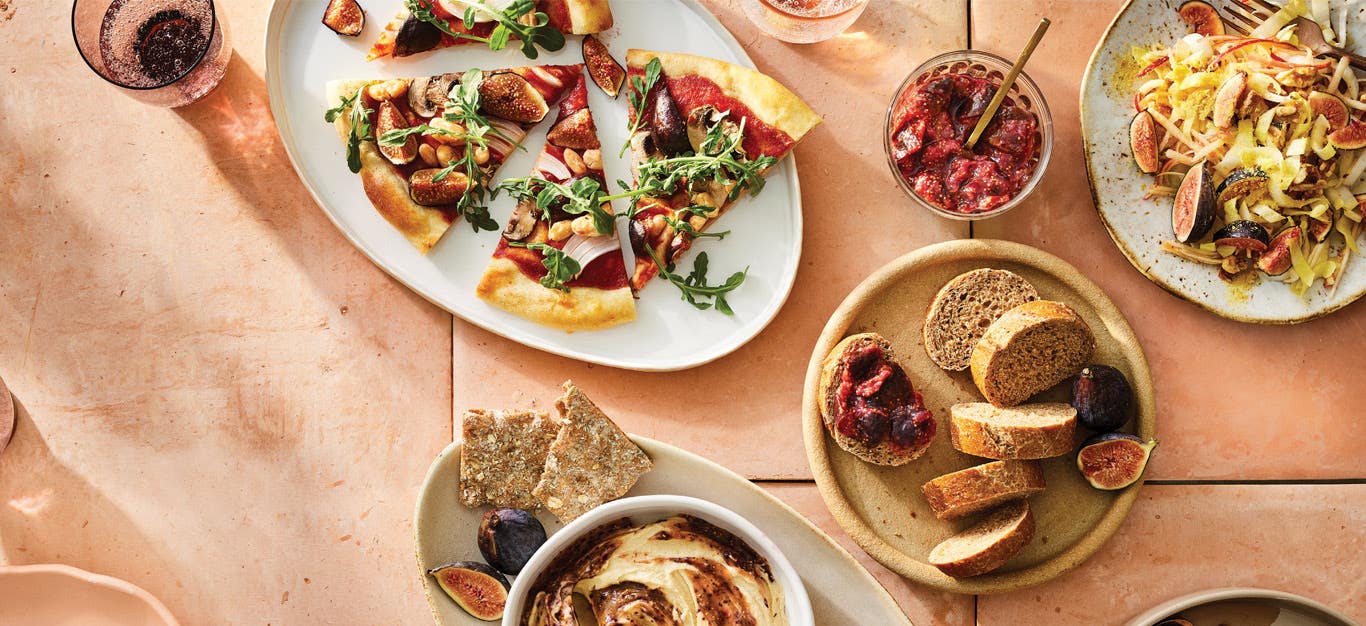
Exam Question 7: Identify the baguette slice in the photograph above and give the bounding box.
[950,402,1077,459]
[922,460,1046,520]
[923,269,1039,371]
[817,333,936,466]
[970,300,1096,407]
[929,501,1035,578]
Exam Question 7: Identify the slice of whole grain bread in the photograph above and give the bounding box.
[460,409,563,509]
[970,300,1095,407]
[928,500,1035,578]
[923,269,1039,371]
[921,459,1046,520]
[949,402,1078,459]
[533,381,653,522]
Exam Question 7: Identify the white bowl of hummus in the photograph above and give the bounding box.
[503,495,813,626]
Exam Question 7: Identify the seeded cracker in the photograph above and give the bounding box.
[533,381,653,521]
[460,409,562,509]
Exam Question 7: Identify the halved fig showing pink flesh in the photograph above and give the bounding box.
[582,35,625,98]
[1328,121,1366,150]
[1178,0,1224,36]
[376,101,418,165]
[428,561,508,621]
[1308,91,1350,130]
[1130,111,1160,174]
[1257,226,1303,276]
[409,169,471,206]
[1212,72,1246,129]
[322,0,365,36]
[479,72,549,124]
[1077,433,1156,490]
[1172,162,1216,243]
[1307,217,1332,242]
[1212,220,1270,253]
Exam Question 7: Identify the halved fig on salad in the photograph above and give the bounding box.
[1212,72,1246,129]
[1308,91,1350,131]
[1172,163,1216,243]
[1215,168,1269,207]
[1130,111,1160,174]
[1307,217,1332,242]
[1257,226,1302,276]
[1328,121,1366,150]
[1212,220,1270,253]
[322,0,365,36]
[1177,0,1223,36]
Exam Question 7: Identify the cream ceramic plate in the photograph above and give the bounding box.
[264,0,804,371]
[802,239,1157,594]
[414,436,912,626]
[0,564,180,626]
[1126,587,1359,626]
[1080,0,1366,324]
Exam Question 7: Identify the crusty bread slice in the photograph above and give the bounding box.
[929,501,1035,578]
[950,402,1077,459]
[970,300,1095,407]
[533,381,653,522]
[921,460,1046,520]
[817,333,935,466]
[923,269,1039,371]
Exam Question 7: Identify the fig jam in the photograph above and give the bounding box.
[834,344,934,451]
[889,73,1040,215]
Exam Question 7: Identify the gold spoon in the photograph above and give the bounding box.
[965,18,1051,150]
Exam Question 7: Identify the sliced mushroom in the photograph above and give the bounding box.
[648,82,690,156]
[409,169,470,206]
[376,101,418,165]
[502,198,538,241]
[409,73,460,118]
[685,105,744,157]
[479,72,549,123]
[546,109,600,151]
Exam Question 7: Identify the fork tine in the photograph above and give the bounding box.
[1224,18,1250,35]
[1245,0,1284,17]
[1224,7,1261,30]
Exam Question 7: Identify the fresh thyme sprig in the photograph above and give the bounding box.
[619,58,663,157]
[508,241,580,292]
[404,0,564,59]
[324,91,373,174]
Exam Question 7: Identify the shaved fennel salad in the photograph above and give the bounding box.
[1129,0,1365,296]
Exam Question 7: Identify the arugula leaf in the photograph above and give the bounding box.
[323,91,373,174]
[498,175,619,236]
[645,247,746,314]
[620,58,663,157]
[509,241,581,291]
[404,0,564,59]
[665,206,729,240]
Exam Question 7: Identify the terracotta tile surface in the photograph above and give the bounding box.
[971,1,1366,480]
[0,2,449,624]
[761,482,975,626]
[453,0,970,481]
[978,484,1366,624]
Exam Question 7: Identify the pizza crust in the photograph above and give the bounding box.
[626,49,822,143]
[326,79,455,253]
[476,257,636,332]
[559,0,613,34]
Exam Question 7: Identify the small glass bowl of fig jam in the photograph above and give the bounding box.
[884,50,1053,221]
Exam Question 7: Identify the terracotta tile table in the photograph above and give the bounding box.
[0,0,1360,625]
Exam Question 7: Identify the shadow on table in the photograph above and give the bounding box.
[0,395,196,624]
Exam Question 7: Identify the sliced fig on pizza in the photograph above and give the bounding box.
[323,64,582,253]
[368,0,613,62]
[620,50,821,295]
[477,72,635,331]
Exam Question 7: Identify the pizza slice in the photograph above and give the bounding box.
[621,49,821,292]
[368,0,612,61]
[324,63,581,253]
[476,72,635,331]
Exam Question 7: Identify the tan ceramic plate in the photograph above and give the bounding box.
[802,239,1156,594]
[0,564,180,626]
[1125,587,1359,626]
[1080,0,1366,324]
[414,435,913,626]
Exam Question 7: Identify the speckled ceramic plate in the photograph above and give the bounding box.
[414,436,912,626]
[1126,587,1359,626]
[0,564,180,626]
[802,239,1156,594]
[1080,0,1366,324]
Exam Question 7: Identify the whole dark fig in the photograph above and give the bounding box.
[1071,364,1133,432]
[477,508,546,575]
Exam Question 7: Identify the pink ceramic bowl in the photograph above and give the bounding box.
[0,564,179,626]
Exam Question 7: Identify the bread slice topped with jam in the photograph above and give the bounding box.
[923,269,1039,371]
[929,500,1035,578]
[970,300,1096,407]
[922,460,1046,520]
[818,333,936,466]
[950,402,1078,460]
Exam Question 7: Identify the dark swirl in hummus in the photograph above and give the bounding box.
[520,515,787,626]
